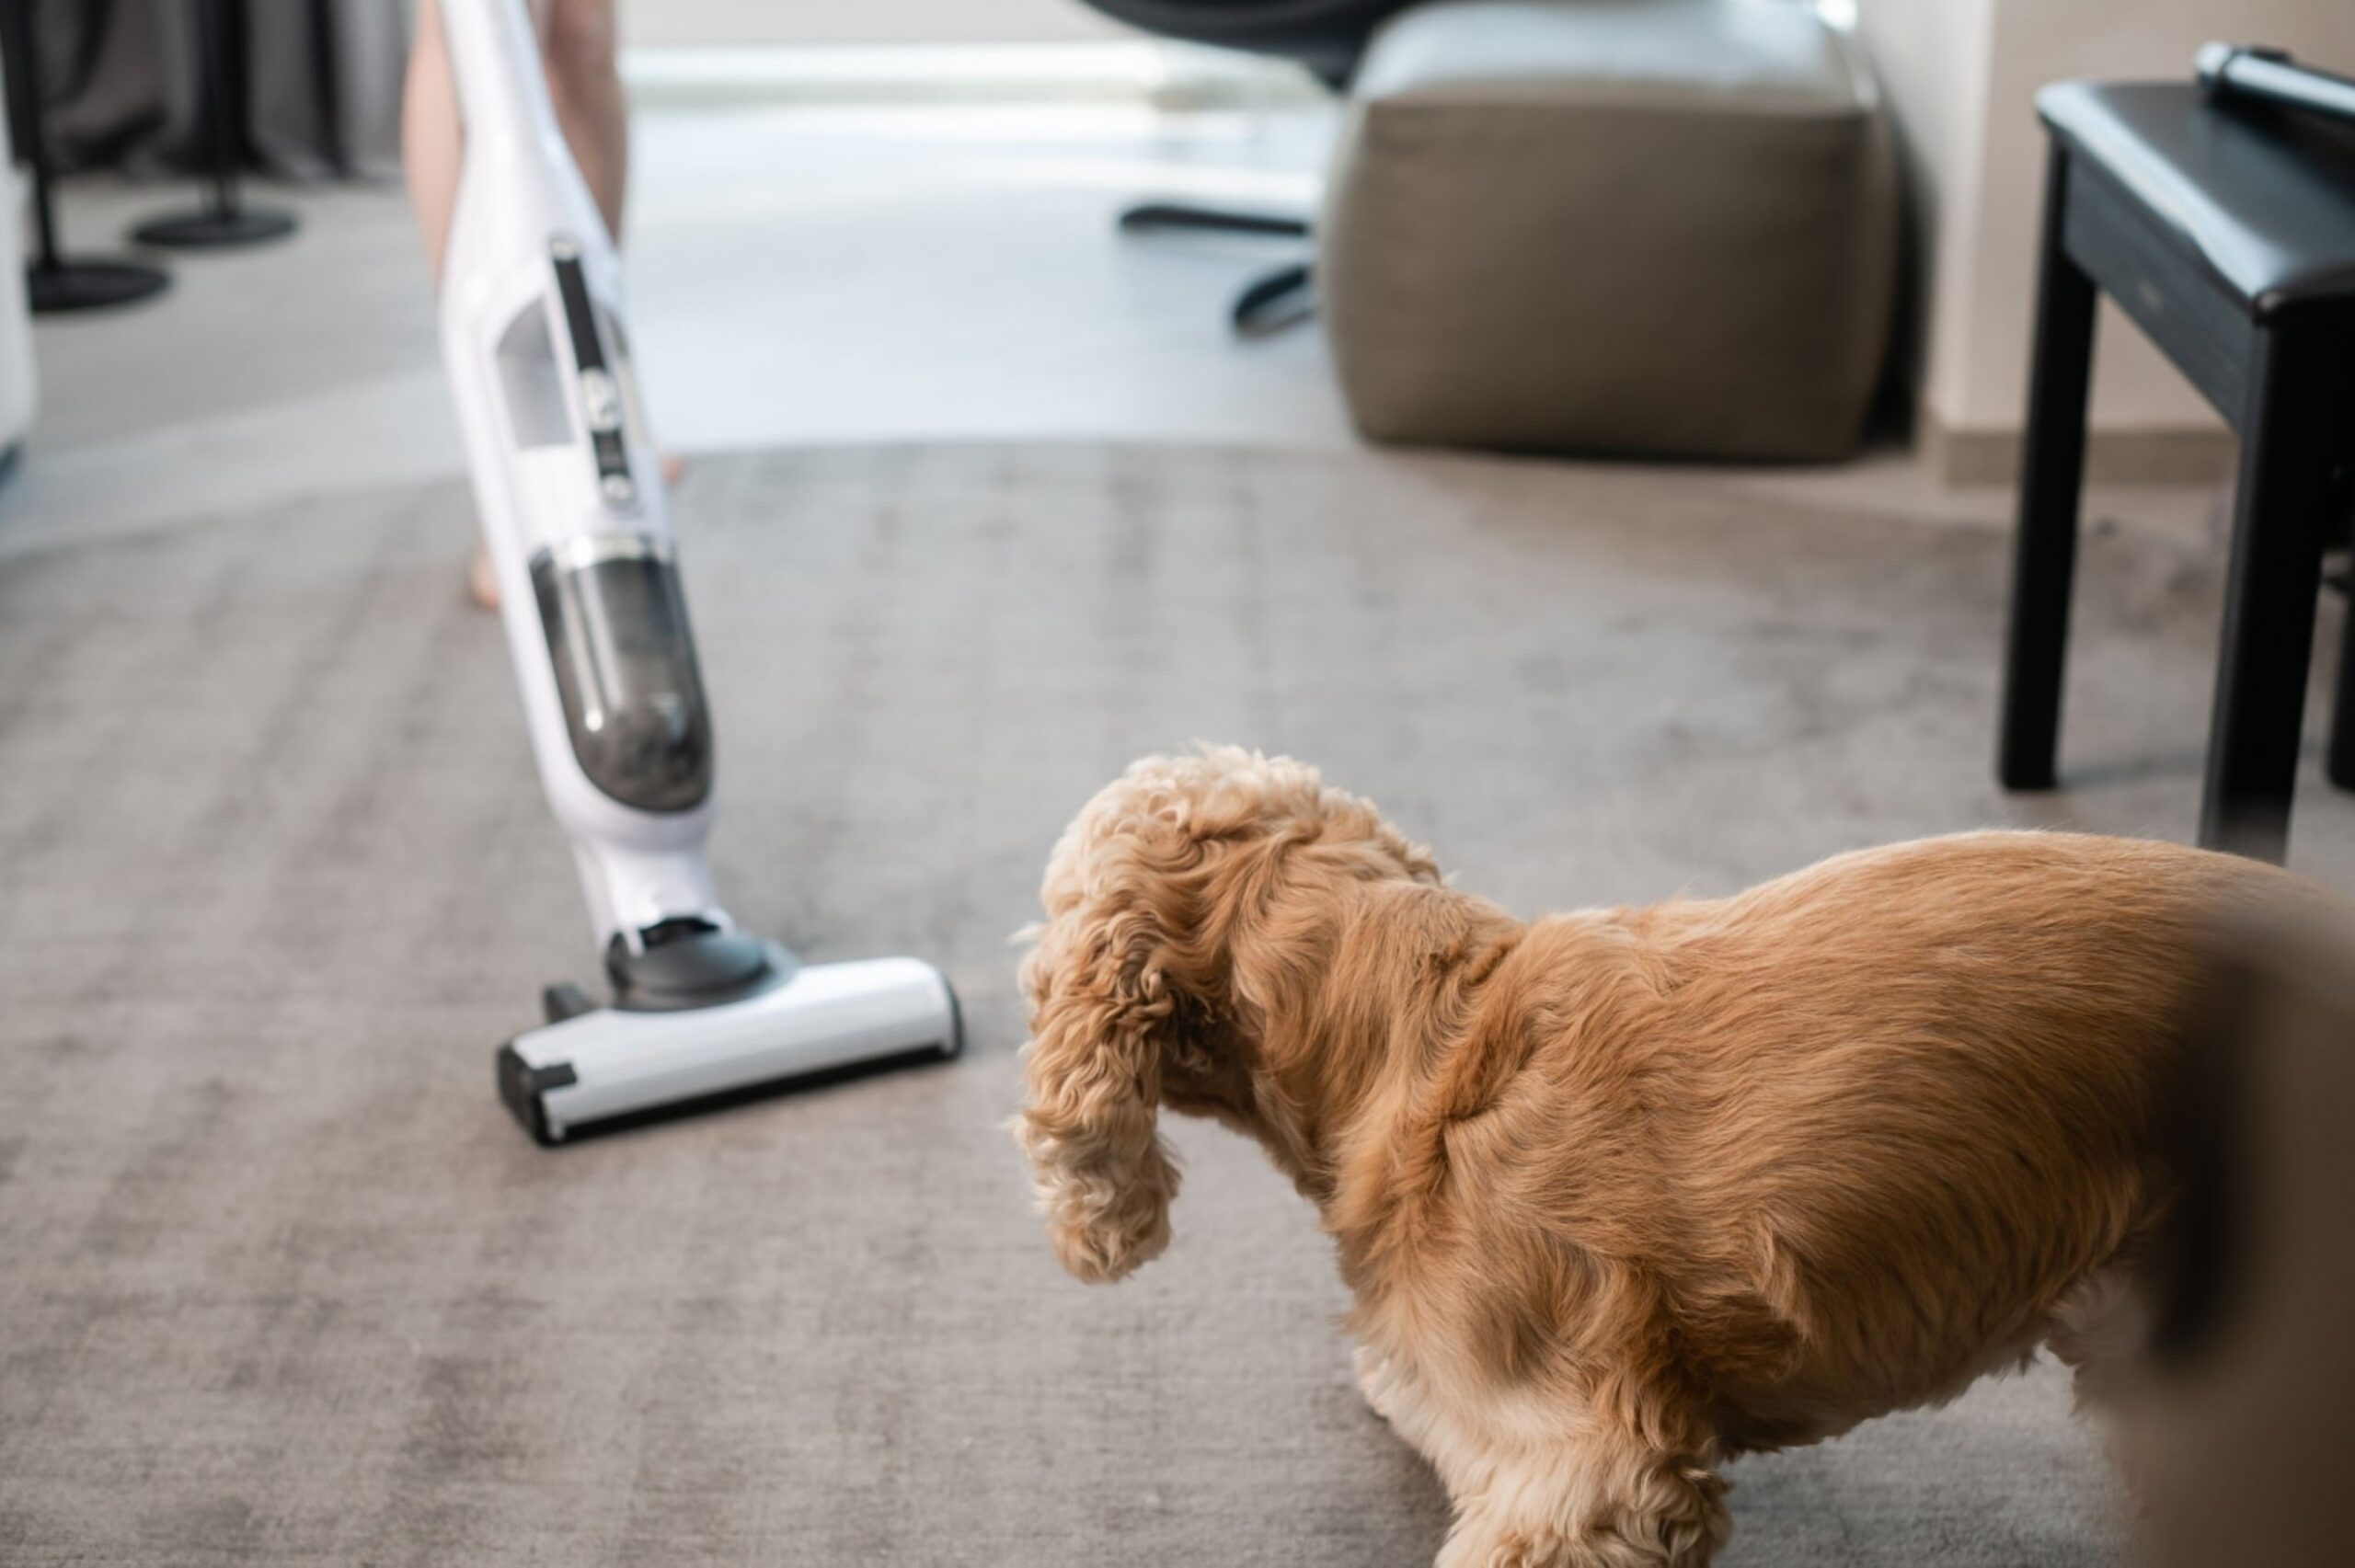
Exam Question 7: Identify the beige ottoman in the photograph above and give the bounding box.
[1320,0,1898,462]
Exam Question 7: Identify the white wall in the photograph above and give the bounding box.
[1859,0,2355,451]
[620,0,1120,48]
[1856,0,1995,429]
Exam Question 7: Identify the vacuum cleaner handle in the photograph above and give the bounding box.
[440,0,570,162]
[435,0,727,948]
[2196,43,2355,126]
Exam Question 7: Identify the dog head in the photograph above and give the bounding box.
[1013,746,1438,1282]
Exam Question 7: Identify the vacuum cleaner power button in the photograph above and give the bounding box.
[580,368,622,429]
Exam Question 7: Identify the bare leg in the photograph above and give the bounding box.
[405,0,625,282]
[405,0,628,608]
[400,0,465,285]
[536,0,628,245]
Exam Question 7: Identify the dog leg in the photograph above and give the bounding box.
[1355,1344,1403,1425]
[2048,1267,2155,1507]
[1358,1345,1728,1566]
[1354,1345,1487,1503]
[1432,1432,1729,1568]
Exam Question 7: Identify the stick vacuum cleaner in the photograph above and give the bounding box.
[434,0,959,1145]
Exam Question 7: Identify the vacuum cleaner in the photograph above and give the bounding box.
[433,0,959,1145]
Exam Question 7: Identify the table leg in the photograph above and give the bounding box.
[1999,143,2098,791]
[2329,598,2355,792]
[2201,327,2339,860]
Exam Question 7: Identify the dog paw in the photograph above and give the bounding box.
[1437,1523,1584,1568]
[1436,1458,1728,1568]
[1440,1528,1708,1568]
[1353,1345,1398,1425]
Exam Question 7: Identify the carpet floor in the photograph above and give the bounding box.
[4,442,2349,1566]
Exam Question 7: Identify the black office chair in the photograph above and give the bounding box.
[1075,0,1416,333]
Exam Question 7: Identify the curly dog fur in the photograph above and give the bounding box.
[1013,747,2310,1565]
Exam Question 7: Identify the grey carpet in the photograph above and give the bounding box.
[4,442,2350,1567]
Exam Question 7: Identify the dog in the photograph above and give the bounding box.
[1012,746,2311,1567]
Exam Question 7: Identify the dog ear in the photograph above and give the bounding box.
[1014,866,1185,1284]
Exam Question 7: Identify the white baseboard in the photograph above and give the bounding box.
[1921,414,2237,488]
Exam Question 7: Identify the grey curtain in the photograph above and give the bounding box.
[38,0,414,181]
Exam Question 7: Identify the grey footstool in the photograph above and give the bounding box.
[1320,0,1898,462]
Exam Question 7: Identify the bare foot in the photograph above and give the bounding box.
[468,536,500,611]
[465,452,687,612]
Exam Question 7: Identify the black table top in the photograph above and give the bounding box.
[2039,79,2355,316]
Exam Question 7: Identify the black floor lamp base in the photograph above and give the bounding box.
[132,206,298,249]
[27,259,172,314]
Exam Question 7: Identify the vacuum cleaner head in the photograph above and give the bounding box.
[498,942,961,1146]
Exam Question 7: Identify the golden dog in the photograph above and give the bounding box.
[1013,747,2306,1566]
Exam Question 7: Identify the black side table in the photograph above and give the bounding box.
[1996,80,2355,864]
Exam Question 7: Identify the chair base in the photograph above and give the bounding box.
[1117,201,1316,335]
[132,207,298,249]
[27,260,170,315]
[1233,261,1313,336]
[1118,202,1308,239]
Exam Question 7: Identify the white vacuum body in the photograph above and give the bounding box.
[436,0,958,1144]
